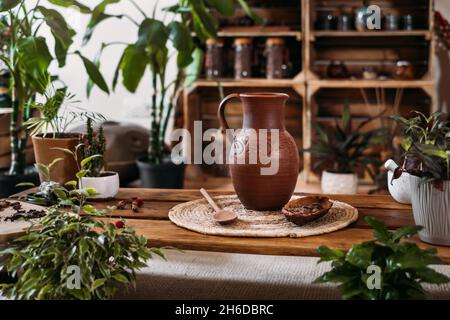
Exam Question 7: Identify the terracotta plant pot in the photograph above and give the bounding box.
[218,93,299,211]
[32,134,80,184]
[321,170,358,195]
[410,176,450,246]
[79,171,120,199]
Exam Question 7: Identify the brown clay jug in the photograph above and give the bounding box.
[218,93,299,211]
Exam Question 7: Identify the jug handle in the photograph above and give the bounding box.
[218,93,240,130]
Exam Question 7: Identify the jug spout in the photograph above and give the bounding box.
[240,93,289,130]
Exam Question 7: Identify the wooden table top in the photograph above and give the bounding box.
[88,189,450,263]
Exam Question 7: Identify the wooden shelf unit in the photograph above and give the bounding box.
[183,0,436,184]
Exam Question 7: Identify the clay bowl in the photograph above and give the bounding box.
[282,196,333,226]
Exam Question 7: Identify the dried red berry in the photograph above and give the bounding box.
[115,221,125,229]
[132,197,144,207]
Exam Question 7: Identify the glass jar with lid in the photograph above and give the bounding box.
[234,38,253,79]
[205,38,224,79]
[265,38,288,79]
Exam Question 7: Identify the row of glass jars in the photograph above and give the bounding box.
[205,37,289,80]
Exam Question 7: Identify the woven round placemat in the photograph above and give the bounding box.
[169,195,358,238]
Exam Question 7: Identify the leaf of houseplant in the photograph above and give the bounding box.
[87,44,106,97]
[188,0,218,40]
[162,4,191,13]
[17,37,52,94]
[119,44,148,93]
[235,0,262,24]
[365,216,392,244]
[76,51,109,94]
[317,246,345,262]
[83,13,123,45]
[345,242,375,268]
[415,267,450,284]
[0,0,21,11]
[392,225,423,243]
[137,18,169,49]
[47,0,91,13]
[206,0,235,16]
[80,154,103,168]
[168,21,194,67]
[83,0,121,45]
[184,48,204,87]
[38,6,76,67]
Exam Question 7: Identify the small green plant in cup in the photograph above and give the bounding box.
[78,118,106,178]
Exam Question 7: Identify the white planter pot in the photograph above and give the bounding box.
[410,176,450,246]
[80,171,120,199]
[385,159,412,204]
[321,171,358,194]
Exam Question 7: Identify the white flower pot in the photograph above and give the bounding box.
[385,159,412,204]
[79,171,120,199]
[321,171,358,194]
[410,176,450,246]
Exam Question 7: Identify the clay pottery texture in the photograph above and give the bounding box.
[32,134,80,184]
[218,93,299,211]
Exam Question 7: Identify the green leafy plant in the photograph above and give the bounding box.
[18,158,100,210]
[24,86,105,138]
[0,1,108,176]
[0,207,162,300]
[392,112,450,185]
[304,101,387,177]
[79,118,106,178]
[315,216,449,300]
[79,0,258,164]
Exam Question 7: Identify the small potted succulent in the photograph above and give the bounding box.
[77,119,119,200]
[305,101,387,194]
[392,112,450,246]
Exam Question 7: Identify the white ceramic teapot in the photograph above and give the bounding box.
[385,159,411,204]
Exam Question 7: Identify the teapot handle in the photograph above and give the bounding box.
[218,93,240,130]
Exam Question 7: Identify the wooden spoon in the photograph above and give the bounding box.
[200,188,238,225]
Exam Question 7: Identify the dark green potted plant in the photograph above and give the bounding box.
[0,1,108,197]
[315,216,449,300]
[392,112,450,246]
[304,101,387,194]
[80,0,258,188]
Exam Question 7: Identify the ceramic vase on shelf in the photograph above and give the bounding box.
[410,176,450,246]
[321,170,358,195]
[218,93,299,211]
